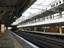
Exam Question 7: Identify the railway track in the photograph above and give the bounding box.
[14,31,64,48]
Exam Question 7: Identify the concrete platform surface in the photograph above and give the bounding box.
[0,30,23,48]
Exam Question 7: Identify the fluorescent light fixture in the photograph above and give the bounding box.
[8,27,12,29]
[11,20,22,25]
[17,25,22,28]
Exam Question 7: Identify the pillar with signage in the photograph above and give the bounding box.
[0,19,5,33]
[1,24,5,33]
[59,26,62,34]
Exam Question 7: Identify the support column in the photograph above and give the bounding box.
[59,11,62,18]
[43,27,46,32]
[34,27,37,31]
[59,26,62,34]
[1,24,5,33]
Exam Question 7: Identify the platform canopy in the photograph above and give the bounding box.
[12,0,55,25]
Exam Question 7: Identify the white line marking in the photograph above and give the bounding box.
[12,32,39,48]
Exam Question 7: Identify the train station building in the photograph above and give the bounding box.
[0,0,64,48]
